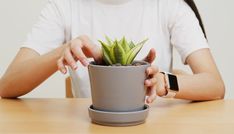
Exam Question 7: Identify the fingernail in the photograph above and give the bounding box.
[61,69,66,74]
[146,80,151,85]
[72,64,77,70]
[147,99,151,104]
[147,68,151,74]
[83,59,90,66]
[63,70,67,74]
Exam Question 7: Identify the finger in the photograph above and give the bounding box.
[156,85,167,97]
[156,74,167,97]
[78,35,102,63]
[70,39,89,67]
[72,54,79,61]
[144,48,156,63]
[146,87,151,96]
[64,48,78,70]
[145,77,157,87]
[57,57,67,74]
[146,66,159,77]
[146,86,157,103]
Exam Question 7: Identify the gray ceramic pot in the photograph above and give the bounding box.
[88,61,150,112]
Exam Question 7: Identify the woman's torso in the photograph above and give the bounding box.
[63,0,173,97]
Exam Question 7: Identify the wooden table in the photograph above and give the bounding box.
[0,98,233,134]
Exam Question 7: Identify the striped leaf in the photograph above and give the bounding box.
[102,48,113,65]
[114,40,126,65]
[105,35,113,46]
[125,43,144,65]
[129,41,135,49]
[120,37,130,53]
[98,36,148,65]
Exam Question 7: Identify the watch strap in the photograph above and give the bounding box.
[163,90,177,98]
[160,72,179,98]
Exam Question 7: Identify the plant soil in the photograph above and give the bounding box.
[92,61,146,66]
[111,62,144,66]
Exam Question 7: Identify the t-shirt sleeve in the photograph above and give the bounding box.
[168,0,209,64]
[21,0,65,55]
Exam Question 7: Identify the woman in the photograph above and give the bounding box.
[0,0,225,102]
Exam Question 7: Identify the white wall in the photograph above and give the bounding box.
[0,0,233,99]
[199,0,234,99]
[0,0,65,98]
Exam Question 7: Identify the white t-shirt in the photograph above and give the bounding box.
[22,0,209,98]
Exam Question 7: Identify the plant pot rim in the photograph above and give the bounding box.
[89,60,150,68]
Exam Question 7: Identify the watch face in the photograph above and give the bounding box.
[168,74,179,91]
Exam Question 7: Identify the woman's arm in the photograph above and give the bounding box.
[175,48,225,100]
[0,36,102,98]
[145,48,225,102]
[0,46,66,98]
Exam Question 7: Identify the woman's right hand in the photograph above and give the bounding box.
[57,35,102,74]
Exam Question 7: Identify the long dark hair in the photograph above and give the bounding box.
[184,0,207,38]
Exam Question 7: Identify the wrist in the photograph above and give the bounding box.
[160,72,179,98]
[53,44,68,60]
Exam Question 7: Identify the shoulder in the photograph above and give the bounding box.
[154,0,186,23]
[157,0,185,10]
[157,0,193,23]
[158,0,184,5]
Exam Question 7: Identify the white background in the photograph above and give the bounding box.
[0,0,233,99]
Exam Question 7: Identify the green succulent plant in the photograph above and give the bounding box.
[98,36,148,66]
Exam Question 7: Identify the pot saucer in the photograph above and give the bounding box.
[88,104,149,127]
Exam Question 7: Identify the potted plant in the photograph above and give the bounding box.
[88,36,150,112]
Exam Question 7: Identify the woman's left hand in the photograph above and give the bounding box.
[143,49,167,103]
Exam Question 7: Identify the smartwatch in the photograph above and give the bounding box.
[160,72,179,98]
